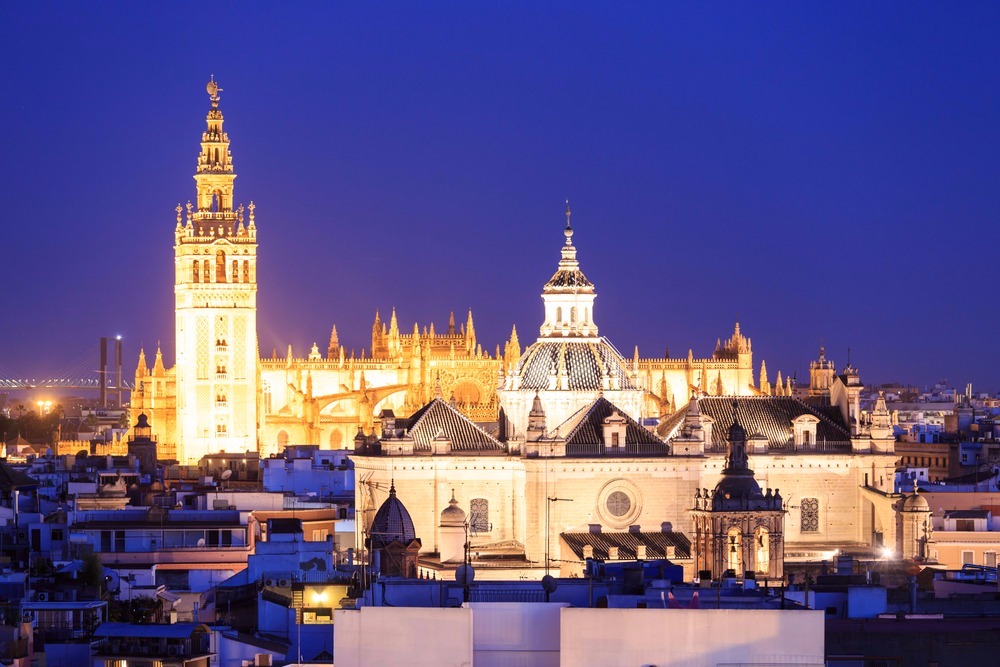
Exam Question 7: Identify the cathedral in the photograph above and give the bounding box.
[134,81,907,575]
[132,79,767,464]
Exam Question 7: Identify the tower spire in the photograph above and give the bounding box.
[539,202,598,339]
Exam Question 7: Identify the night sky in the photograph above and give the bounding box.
[1,3,998,391]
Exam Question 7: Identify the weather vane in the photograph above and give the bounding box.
[207,75,222,106]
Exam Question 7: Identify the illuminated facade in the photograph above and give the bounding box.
[133,78,258,463]
[135,81,817,463]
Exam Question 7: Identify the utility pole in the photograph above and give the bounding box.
[545,497,573,577]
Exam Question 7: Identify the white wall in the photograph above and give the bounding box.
[470,602,565,667]
[335,607,473,667]
[560,608,825,667]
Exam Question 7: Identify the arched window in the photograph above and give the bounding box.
[801,498,819,532]
[570,306,577,324]
[470,498,489,533]
[192,261,200,283]
[242,260,250,283]
[755,527,770,573]
[203,259,211,282]
[232,260,239,283]
[216,251,227,282]
[556,307,562,323]
[277,430,289,446]
[727,527,742,574]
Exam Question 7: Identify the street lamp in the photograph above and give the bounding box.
[545,497,573,577]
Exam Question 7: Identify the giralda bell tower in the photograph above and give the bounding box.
[174,77,258,463]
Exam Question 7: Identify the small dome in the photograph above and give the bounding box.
[370,482,417,547]
[903,492,930,512]
[713,474,763,503]
[440,492,466,527]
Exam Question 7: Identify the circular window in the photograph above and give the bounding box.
[606,491,631,517]
[596,479,642,527]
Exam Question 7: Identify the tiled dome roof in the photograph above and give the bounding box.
[513,339,636,391]
[370,483,417,547]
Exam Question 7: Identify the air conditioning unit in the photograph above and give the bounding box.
[16,530,28,541]
[36,592,48,602]
[278,578,290,587]
[263,578,276,587]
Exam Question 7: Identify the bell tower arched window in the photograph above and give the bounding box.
[231,260,239,283]
[192,261,200,283]
[242,260,250,283]
[727,527,743,574]
[203,259,211,282]
[216,251,227,282]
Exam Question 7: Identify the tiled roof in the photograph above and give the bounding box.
[513,339,637,391]
[399,398,505,452]
[561,531,692,561]
[944,509,990,519]
[0,461,39,490]
[545,268,593,290]
[370,485,417,546]
[659,396,852,449]
[555,397,667,453]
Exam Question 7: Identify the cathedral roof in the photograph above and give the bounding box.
[561,530,692,561]
[659,396,851,449]
[555,396,667,452]
[512,339,637,391]
[370,482,417,547]
[398,398,505,453]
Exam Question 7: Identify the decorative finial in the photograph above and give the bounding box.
[207,75,222,107]
[563,199,574,245]
[175,204,182,226]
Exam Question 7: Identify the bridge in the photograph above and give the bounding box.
[0,339,134,392]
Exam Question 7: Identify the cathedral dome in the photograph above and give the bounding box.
[370,482,417,547]
[512,339,637,392]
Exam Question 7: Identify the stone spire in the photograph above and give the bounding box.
[759,360,770,395]
[327,325,340,359]
[135,348,149,378]
[775,370,784,396]
[152,344,166,376]
[448,311,456,336]
[465,309,476,352]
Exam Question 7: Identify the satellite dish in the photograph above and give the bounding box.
[455,564,476,587]
[197,538,206,547]
[220,470,233,480]
[541,575,558,594]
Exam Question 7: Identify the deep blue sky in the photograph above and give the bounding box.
[1,2,998,391]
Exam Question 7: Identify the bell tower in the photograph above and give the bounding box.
[174,77,258,463]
